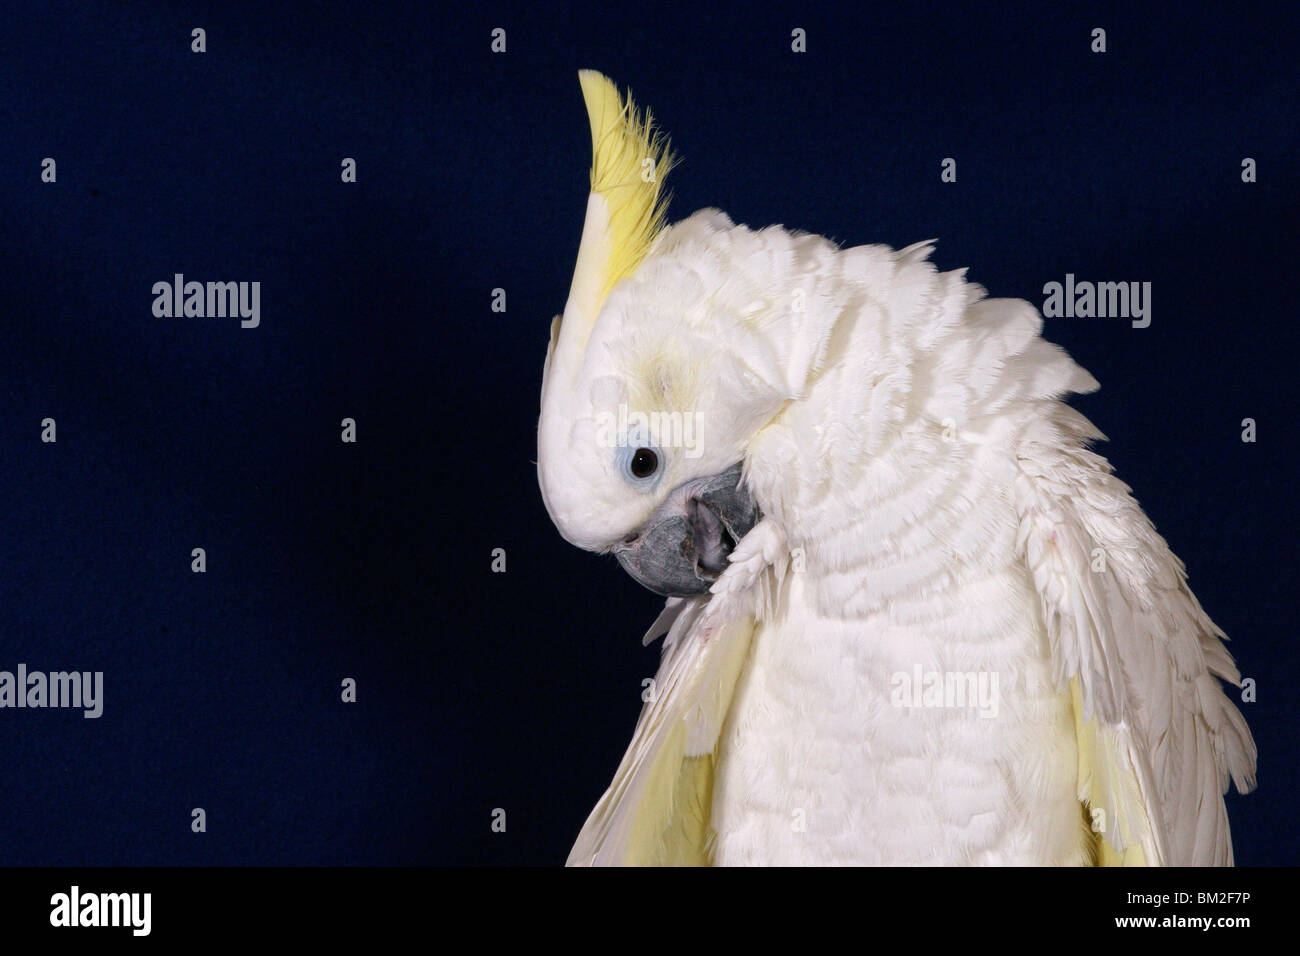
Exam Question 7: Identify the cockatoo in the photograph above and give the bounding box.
[537,71,1256,866]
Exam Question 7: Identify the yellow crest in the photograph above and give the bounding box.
[578,70,677,300]
[546,73,678,394]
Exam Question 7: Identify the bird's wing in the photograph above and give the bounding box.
[1014,404,1256,865]
[566,598,754,866]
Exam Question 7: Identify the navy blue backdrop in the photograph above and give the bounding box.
[0,1,1295,865]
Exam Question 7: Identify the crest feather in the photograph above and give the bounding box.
[579,70,677,299]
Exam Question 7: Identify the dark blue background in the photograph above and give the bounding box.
[0,1,1294,865]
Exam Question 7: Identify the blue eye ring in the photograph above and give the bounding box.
[616,444,664,486]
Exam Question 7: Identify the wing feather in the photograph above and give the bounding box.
[1015,404,1256,866]
[566,600,754,866]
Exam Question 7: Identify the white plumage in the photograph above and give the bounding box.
[540,73,1255,866]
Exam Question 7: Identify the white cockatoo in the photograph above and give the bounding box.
[537,71,1256,866]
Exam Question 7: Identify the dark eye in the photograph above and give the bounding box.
[630,447,659,479]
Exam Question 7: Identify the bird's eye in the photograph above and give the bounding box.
[630,447,659,479]
[616,441,664,487]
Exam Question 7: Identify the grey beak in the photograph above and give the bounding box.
[613,464,761,597]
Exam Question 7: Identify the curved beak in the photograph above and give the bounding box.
[612,464,761,597]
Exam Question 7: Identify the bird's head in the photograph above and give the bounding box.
[537,72,808,596]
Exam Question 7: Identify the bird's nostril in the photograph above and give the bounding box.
[623,531,640,544]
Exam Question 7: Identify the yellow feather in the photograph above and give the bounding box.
[1070,678,1151,866]
[622,743,713,866]
[578,70,677,301]
[567,613,754,866]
